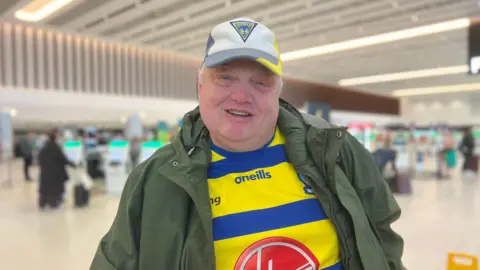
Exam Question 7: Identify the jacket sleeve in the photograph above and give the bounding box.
[339,133,405,270]
[90,166,145,270]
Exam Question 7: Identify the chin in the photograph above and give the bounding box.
[220,128,250,142]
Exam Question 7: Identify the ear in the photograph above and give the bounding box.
[196,72,202,100]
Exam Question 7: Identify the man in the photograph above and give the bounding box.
[91,18,404,270]
[19,132,35,181]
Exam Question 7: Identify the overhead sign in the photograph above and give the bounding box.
[468,18,480,75]
[305,102,331,122]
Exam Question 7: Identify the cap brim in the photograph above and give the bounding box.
[204,48,281,76]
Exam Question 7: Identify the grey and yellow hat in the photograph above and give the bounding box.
[203,17,282,76]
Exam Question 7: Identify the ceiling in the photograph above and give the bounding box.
[0,0,479,115]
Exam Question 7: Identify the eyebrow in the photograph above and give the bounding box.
[213,65,230,73]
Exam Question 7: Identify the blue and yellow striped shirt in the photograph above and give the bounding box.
[208,127,342,270]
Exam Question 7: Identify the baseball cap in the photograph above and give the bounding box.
[203,17,282,76]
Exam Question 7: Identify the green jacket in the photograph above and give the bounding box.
[91,100,404,270]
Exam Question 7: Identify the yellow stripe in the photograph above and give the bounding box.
[208,162,316,218]
[211,151,225,162]
[268,126,285,147]
[214,220,341,270]
[255,38,283,76]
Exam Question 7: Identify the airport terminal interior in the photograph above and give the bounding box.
[1,0,480,269]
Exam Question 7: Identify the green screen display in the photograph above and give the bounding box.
[64,141,82,149]
[109,140,129,148]
[141,141,163,148]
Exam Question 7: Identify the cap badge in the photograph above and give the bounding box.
[230,20,258,42]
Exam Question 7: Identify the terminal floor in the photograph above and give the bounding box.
[0,161,479,270]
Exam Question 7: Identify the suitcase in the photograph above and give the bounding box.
[395,172,413,195]
[469,156,479,172]
[74,183,89,207]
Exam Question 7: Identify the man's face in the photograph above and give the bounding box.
[198,59,281,150]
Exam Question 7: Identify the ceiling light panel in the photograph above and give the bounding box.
[281,18,470,61]
[339,65,469,86]
[391,83,480,97]
[15,0,77,22]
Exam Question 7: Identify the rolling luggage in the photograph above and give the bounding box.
[465,156,479,172]
[71,167,93,208]
[74,183,89,207]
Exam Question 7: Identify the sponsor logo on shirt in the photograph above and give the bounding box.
[234,170,272,184]
[234,236,319,270]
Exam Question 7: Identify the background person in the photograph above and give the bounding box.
[38,129,75,210]
[19,132,35,181]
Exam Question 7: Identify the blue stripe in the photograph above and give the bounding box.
[211,131,275,158]
[323,261,342,270]
[212,199,327,241]
[208,144,288,179]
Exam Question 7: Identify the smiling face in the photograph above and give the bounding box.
[198,59,282,152]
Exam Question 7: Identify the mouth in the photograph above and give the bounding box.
[225,109,253,118]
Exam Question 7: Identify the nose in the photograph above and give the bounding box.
[229,83,252,103]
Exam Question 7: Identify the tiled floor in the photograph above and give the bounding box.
[0,159,479,270]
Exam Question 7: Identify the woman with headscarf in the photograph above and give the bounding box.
[38,129,75,210]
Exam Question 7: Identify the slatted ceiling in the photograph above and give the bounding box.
[268,2,307,19]
[100,2,187,37]
[138,0,281,43]
[88,0,187,36]
[116,0,217,39]
[189,2,226,19]
[0,0,18,17]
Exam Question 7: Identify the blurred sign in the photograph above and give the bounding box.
[157,121,169,131]
[305,102,331,122]
[0,112,13,161]
[468,18,480,75]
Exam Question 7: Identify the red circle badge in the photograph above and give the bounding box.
[234,237,319,270]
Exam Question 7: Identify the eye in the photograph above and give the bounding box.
[252,79,273,92]
[215,73,234,80]
[220,75,233,81]
[214,73,235,86]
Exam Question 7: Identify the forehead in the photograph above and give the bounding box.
[211,59,274,76]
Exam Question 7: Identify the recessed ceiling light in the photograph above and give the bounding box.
[281,18,470,61]
[338,65,468,86]
[15,0,77,22]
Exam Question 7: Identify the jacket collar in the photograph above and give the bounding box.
[170,98,345,174]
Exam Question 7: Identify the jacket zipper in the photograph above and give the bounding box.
[319,130,350,269]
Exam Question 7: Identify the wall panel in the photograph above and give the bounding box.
[0,22,199,99]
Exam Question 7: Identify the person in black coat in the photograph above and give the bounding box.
[459,127,476,172]
[38,129,75,210]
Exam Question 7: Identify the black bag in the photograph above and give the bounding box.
[74,183,89,207]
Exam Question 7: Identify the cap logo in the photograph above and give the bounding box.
[230,20,257,42]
